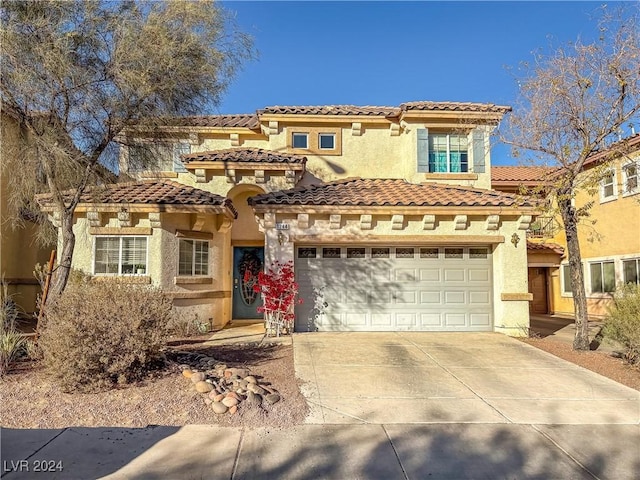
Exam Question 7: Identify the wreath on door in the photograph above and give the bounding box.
[239,250,262,305]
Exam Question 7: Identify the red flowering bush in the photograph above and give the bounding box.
[253,261,302,336]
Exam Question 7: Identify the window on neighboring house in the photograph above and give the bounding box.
[428,133,468,173]
[292,133,308,149]
[600,170,617,202]
[94,237,147,275]
[562,264,573,294]
[590,261,615,293]
[178,239,209,276]
[128,143,189,173]
[318,133,335,150]
[623,162,638,195]
[623,258,640,285]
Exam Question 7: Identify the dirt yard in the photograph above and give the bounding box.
[2,334,638,430]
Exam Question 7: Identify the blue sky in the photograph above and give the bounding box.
[217,1,615,165]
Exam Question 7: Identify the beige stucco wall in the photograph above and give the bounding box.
[1,111,51,313]
[65,210,232,330]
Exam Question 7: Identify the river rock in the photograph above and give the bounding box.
[222,397,239,407]
[195,381,213,393]
[211,402,228,414]
[244,375,257,384]
[190,372,206,383]
[182,369,193,378]
[246,391,262,406]
[265,393,281,405]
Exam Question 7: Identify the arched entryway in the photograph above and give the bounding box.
[227,185,265,319]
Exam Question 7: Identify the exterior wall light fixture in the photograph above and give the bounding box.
[511,232,520,248]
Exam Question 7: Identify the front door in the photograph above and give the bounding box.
[233,247,264,319]
[528,267,548,314]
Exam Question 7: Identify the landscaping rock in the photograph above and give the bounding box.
[211,402,228,414]
[244,375,257,384]
[229,405,238,415]
[190,372,206,383]
[182,369,193,378]
[213,393,225,402]
[222,397,238,407]
[265,393,281,405]
[247,384,266,395]
[195,381,213,393]
[246,391,262,406]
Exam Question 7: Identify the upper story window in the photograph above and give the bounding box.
[428,134,468,173]
[94,236,147,275]
[599,170,617,202]
[178,239,209,276]
[319,133,335,150]
[288,127,341,155]
[623,162,638,195]
[129,143,190,174]
[292,133,309,149]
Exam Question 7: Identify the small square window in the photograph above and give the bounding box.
[396,248,415,258]
[420,248,439,258]
[319,133,335,150]
[322,247,341,259]
[298,247,317,259]
[292,133,308,149]
[347,248,365,259]
[444,248,464,259]
[469,248,488,259]
[371,247,390,258]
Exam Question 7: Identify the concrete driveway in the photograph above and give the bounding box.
[293,332,640,425]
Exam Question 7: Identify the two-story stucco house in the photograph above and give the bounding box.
[492,134,640,318]
[38,101,540,335]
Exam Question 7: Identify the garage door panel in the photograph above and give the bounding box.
[444,269,466,282]
[420,269,441,282]
[295,245,492,332]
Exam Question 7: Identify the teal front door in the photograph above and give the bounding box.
[232,247,264,319]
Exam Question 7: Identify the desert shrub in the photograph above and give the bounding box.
[602,284,640,365]
[168,311,210,337]
[39,281,173,392]
[0,282,26,376]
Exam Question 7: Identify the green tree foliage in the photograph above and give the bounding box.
[1,1,253,297]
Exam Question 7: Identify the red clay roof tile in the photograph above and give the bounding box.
[491,166,554,183]
[248,178,537,208]
[526,241,565,255]
[182,148,307,165]
[259,105,399,116]
[401,101,512,114]
[37,180,237,216]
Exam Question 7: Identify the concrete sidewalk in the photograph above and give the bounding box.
[2,423,639,479]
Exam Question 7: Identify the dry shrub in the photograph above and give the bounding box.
[1,282,26,376]
[39,280,173,392]
[603,284,640,365]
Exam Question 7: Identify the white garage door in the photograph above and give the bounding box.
[295,245,493,332]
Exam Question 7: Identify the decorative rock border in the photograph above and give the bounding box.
[171,350,281,415]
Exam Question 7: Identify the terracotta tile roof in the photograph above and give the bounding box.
[37,180,237,216]
[181,148,307,165]
[491,166,554,184]
[248,178,537,208]
[583,133,640,169]
[527,241,565,255]
[157,114,260,129]
[259,105,400,116]
[400,101,512,114]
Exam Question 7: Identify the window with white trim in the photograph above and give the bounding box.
[622,162,639,195]
[599,170,617,202]
[562,264,573,295]
[623,258,640,285]
[589,261,615,293]
[94,237,147,275]
[292,133,308,149]
[178,239,209,276]
[318,133,335,150]
[428,133,469,173]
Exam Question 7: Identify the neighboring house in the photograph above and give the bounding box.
[38,101,540,335]
[0,107,50,314]
[492,134,640,318]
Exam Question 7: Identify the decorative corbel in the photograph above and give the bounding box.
[264,212,276,229]
[118,210,132,227]
[192,213,206,232]
[360,214,373,230]
[486,215,500,231]
[87,211,102,227]
[225,168,236,183]
[195,168,206,183]
[51,211,61,228]
[352,122,362,136]
[422,214,436,230]
[392,214,404,230]
[389,123,401,136]
[188,132,200,145]
[230,133,240,147]
[148,212,161,228]
[268,121,278,136]
[454,215,468,230]
[400,120,410,133]
[285,170,297,184]
[255,170,265,184]
[297,213,310,229]
[217,217,233,233]
[330,214,341,230]
[519,215,532,230]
